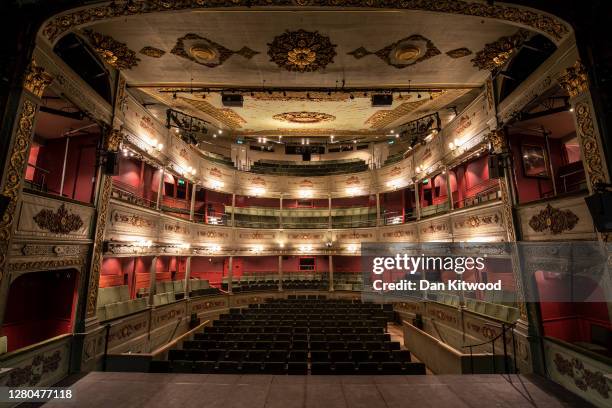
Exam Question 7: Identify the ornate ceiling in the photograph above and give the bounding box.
[60,8,553,136]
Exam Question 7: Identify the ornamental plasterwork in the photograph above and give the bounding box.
[348,34,441,69]
[364,100,428,129]
[553,353,610,399]
[528,204,579,235]
[180,97,246,129]
[273,111,336,124]
[268,29,336,72]
[82,29,140,70]
[23,60,54,97]
[471,29,530,71]
[445,47,472,59]
[454,213,501,229]
[42,2,569,45]
[170,33,258,68]
[575,102,607,187]
[112,211,155,228]
[33,204,84,234]
[235,128,378,137]
[557,61,589,98]
[21,244,83,257]
[139,46,166,58]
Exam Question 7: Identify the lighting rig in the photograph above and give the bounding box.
[166,108,210,145]
[395,112,441,147]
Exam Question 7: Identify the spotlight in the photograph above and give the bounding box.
[349,94,354,100]
[173,92,177,99]
[417,93,422,99]
[569,107,574,112]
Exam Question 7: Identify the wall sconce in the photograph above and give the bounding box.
[299,245,313,253]
[135,239,153,248]
[208,244,221,252]
[251,245,264,253]
[252,187,265,196]
[347,244,359,252]
[211,179,224,189]
[347,186,360,196]
[387,179,402,189]
[300,189,313,198]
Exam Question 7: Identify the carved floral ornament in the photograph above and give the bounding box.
[471,29,531,71]
[42,2,570,45]
[82,29,140,70]
[557,61,589,98]
[528,204,579,235]
[273,111,335,124]
[139,46,165,58]
[268,29,336,72]
[553,353,610,399]
[23,60,54,98]
[33,204,84,234]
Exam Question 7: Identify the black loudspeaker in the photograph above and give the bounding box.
[105,151,120,175]
[302,151,311,161]
[221,94,243,107]
[0,194,10,217]
[371,94,393,106]
[488,154,505,179]
[585,190,612,232]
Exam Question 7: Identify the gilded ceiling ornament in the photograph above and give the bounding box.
[273,111,335,124]
[485,129,507,153]
[23,59,53,97]
[83,29,140,70]
[557,61,588,98]
[180,97,246,129]
[268,29,336,72]
[471,29,530,71]
[446,47,472,59]
[348,34,440,68]
[528,204,579,234]
[234,128,377,137]
[365,100,429,129]
[42,2,570,45]
[139,46,166,58]
[33,204,84,234]
[170,33,258,68]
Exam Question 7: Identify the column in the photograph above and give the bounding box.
[227,255,233,294]
[414,184,421,220]
[231,193,236,227]
[156,167,165,210]
[189,182,197,221]
[279,194,283,229]
[328,255,334,292]
[445,167,454,211]
[278,255,283,291]
[375,192,381,227]
[184,256,192,299]
[328,194,332,229]
[148,256,158,306]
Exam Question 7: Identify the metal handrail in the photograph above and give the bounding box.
[462,320,517,374]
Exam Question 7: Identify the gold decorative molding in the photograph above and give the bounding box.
[42,1,570,45]
[23,60,53,98]
[528,204,579,234]
[139,46,166,58]
[86,176,112,318]
[273,111,335,124]
[83,29,140,70]
[170,33,258,68]
[486,129,507,153]
[9,258,86,273]
[33,204,84,234]
[348,34,440,69]
[268,29,336,72]
[574,102,607,187]
[180,97,245,129]
[471,30,530,71]
[104,128,123,152]
[365,100,428,129]
[251,91,351,102]
[557,61,588,98]
[0,100,37,280]
[553,352,611,399]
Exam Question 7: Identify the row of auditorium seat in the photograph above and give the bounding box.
[250,159,368,176]
[158,298,421,375]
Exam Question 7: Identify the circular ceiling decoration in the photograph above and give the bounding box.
[273,111,336,124]
[394,45,421,61]
[268,29,337,72]
[190,45,219,62]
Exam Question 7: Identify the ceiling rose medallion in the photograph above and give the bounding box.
[171,33,259,68]
[268,29,337,72]
[273,111,336,124]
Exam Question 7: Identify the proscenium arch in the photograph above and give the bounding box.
[38,1,572,47]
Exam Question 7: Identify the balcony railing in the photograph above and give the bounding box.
[111,184,157,209]
[454,185,501,210]
[420,201,450,218]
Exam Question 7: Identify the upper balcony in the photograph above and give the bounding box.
[249,158,369,176]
